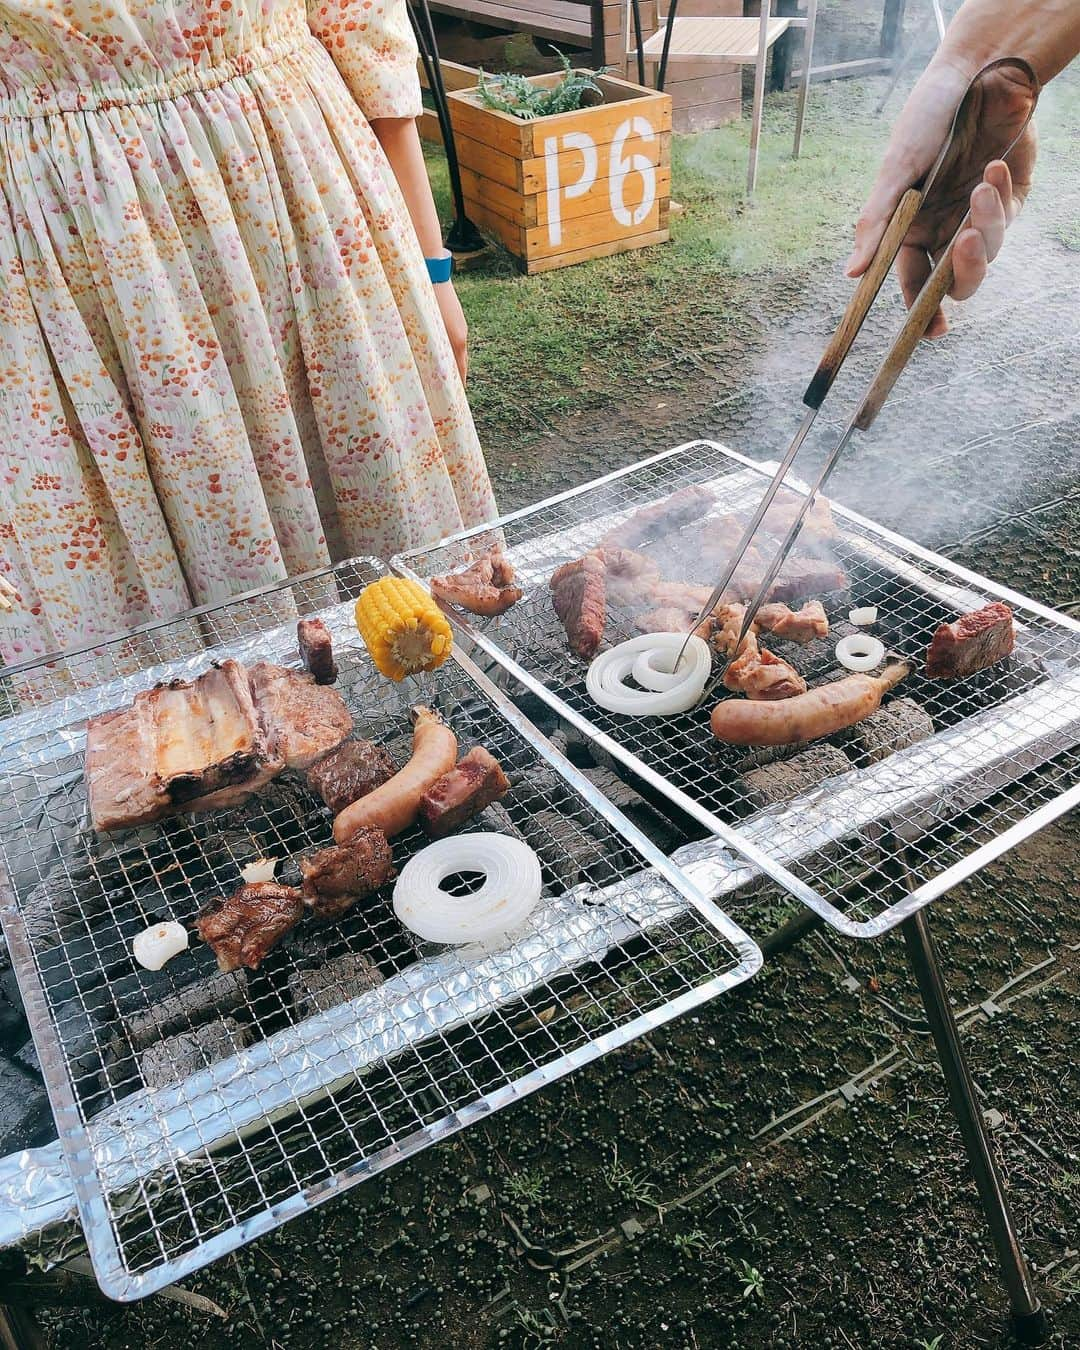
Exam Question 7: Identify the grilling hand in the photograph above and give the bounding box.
[845,61,1036,338]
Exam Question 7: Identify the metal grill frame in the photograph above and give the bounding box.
[395,440,1080,939]
[0,558,761,1302]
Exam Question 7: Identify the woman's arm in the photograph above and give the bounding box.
[371,117,470,383]
[847,0,1080,335]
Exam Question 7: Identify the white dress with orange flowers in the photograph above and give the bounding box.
[0,0,497,664]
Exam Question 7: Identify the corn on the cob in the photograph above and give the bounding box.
[355,578,452,681]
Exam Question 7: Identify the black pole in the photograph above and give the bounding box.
[656,0,679,92]
[408,0,486,252]
[629,0,646,88]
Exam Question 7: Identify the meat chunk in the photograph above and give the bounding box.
[755,601,829,643]
[925,602,1015,679]
[768,558,849,604]
[86,659,275,833]
[758,494,838,545]
[151,661,269,803]
[299,828,395,921]
[601,484,715,549]
[196,882,304,972]
[298,618,337,684]
[723,631,807,701]
[419,746,511,838]
[306,738,396,815]
[248,662,353,769]
[635,606,715,639]
[431,547,523,616]
[597,548,662,607]
[550,553,606,659]
[85,704,170,833]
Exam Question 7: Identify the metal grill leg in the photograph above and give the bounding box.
[901,909,1049,1344]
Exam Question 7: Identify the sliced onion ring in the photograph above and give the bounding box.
[849,606,879,627]
[393,834,542,947]
[836,633,886,672]
[587,634,711,715]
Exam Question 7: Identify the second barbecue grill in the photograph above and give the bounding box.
[396,440,1080,938]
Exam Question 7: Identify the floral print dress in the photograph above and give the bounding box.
[0,0,498,665]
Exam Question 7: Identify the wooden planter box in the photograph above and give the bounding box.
[448,73,672,274]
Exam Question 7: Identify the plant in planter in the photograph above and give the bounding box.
[475,51,605,121]
[449,59,673,274]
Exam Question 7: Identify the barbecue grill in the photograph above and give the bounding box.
[0,558,760,1302]
[396,438,1079,1338]
[396,439,1080,937]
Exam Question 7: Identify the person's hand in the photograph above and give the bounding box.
[434,280,469,383]
[846,60,1037,338]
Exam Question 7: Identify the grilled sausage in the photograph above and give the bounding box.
[333,706,458,842]
[710,662,910,747]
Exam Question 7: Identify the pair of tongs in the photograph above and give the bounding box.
[677,57,1039,675]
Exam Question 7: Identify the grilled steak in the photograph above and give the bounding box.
[306,738,396,814]
[298,618,337,684]
[249,662,353,769]
[758,494,838,545]
[299,828,395,921]
[431,547,523,616]
[196,881,304,972]
[550,553,607,659]
[419,747,511,838]
[926,602,1015,679]
[86,659,275,832]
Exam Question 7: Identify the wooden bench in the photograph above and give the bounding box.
[427,0,611,70]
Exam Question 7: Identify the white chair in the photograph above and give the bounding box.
[628,0,820,195]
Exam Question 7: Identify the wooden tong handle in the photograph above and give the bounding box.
[852,238,960,431]
[802,187,923,411]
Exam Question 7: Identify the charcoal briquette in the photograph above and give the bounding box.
[124,968,250,1051]
[137,1016,249,1091]
[14,1036,40,1077]
[848,698,934,764]
[742,745,854,811]
[288,953,384,1018]
[0,1061,52,1154]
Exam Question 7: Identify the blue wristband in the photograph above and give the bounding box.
[426,251,453,284]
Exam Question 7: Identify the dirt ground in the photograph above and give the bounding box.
[36,5,1079,1348]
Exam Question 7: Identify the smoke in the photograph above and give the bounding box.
[703,60,1080,557]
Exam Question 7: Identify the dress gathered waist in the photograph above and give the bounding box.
[0,34,314,120]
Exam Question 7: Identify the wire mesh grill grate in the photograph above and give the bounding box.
[396,441,1080,938]
[0,559,759,1299]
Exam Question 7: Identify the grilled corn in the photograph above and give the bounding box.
[355,578,452,681]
